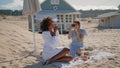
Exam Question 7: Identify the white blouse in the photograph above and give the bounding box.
[42,31,63,61]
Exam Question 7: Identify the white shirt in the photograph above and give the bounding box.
[42,31,63,61]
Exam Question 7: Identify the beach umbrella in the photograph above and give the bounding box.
[23,0,41,56]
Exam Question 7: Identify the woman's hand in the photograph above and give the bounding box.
[68,24,72,39]
[54,25,58,32]
[51,25,58,36]
[74,24,83,41]
[74,24,79,34]
[74,27,78,33]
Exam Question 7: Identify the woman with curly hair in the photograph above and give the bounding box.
[40,17,73,64]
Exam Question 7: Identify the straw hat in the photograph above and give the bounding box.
[74,18,80,22]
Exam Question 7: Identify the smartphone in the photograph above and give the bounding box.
[72,24,76,27]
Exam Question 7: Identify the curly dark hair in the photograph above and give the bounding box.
[40,17,53,32]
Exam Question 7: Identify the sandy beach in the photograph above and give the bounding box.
[0,16,120,68]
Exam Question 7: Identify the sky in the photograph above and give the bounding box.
[0,0,120,10]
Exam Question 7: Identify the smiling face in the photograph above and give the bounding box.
[49,21,55,31]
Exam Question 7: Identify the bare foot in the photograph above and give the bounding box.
[82,55,89,61]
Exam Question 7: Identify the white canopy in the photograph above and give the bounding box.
[23,0,41,15]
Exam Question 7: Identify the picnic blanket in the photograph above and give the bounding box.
[39,50,114,68]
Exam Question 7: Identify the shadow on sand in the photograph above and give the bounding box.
[24,62,58,68]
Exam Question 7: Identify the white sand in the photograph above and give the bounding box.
[0,16,120,68]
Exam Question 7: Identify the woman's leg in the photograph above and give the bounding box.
[56,56,73,62]
[76,48,84,56]
[70,45,77,57]
[47,48,72,64]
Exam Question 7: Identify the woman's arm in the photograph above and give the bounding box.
[42,32,56,45]
[51,26,58,36]
[68,30,72,39]
[68,25,72,39]
[75,31,84,41]
[74,28,84,41]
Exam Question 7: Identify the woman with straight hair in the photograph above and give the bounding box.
[68,20,87,57]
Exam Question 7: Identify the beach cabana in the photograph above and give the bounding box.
[33,0,80,34]
[98,5,120,28]
[98,12,120,28]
